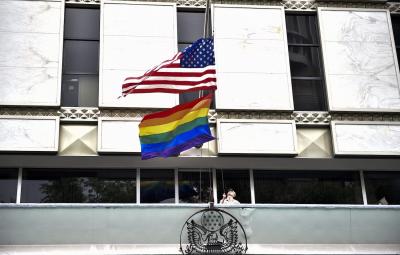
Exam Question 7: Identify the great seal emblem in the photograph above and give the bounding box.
[179,207,248,254]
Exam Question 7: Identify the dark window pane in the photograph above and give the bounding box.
[216,170,251,204]
[141,169,175,203]
[63,41,99,75]
[177,11,205,43]
[64,8,100,40]
[391,15,400,46]
[292,79,326,111]
[61,75,99,107]
[254,170,363,204]
[0,169,18,203]
[179,170,213,203]
[365,171,400,205]
[21,169,136,203]
[289,46,322,77]
[179,91,216,108]
[397,48,400,68]
[286,14,319,45]
[178,43,192,52]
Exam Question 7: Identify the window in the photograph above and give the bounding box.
[0,169,18,203]
[286,13,327,111]
[216,170,251,204]
[140,169,175,203]
[364,171,400,205]
[391,15,400,67]
[21,169,136,203]
[61,7,100,107]
[177,9,215,107]
[254,170,363,204]
[179,170,213,203]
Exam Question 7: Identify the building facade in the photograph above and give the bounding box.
[0,0,400,254]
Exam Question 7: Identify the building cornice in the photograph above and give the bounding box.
[2,107,400,125]
[63,0,396,11]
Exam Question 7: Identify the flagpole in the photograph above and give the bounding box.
[200,0,211,99]
[203,0,210,38]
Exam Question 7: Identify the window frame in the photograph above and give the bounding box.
[61,4,100,107]
[177,8,216,107]
[285,11,328,111]
[253,169,364,204]
[4,166,400,205]
[177,168,214,204]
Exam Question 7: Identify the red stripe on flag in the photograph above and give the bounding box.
[123,85,217,95]
[138,69,216,77]
[123,77,216,87]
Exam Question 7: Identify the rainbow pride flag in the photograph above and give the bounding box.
[139,94,215,160]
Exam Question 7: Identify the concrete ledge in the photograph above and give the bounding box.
[0,244,399,254]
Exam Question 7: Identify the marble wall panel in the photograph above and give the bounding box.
[332,121,400,155]
[98,118,141,153]
[323,41,396,76]
[319,8,400,112]
[101,70,178,108]
[0,32,60,68]
[319,11,390,43]
[0,67,59,105]
[213,6,284,40]
[328,75,400,110]
[217,120,297,154]
[103,4,175,37]
[213,5,293,110]
[0,117,59,152]
[0,0,62,106]
[102,36,176,70]
[216,73,291,110]
[100,2,177,108]
[214,39,287,73]
[0,0,61,34]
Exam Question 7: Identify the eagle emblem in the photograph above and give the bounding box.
[180,208,247,254]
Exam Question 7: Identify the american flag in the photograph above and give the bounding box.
[122,38,217,95]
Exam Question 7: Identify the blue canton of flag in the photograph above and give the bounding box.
[181,38,215,68]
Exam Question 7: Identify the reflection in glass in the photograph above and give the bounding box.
[391,16,400,72]
[141,169,175,203]
[216,170,251,204]
[391,15,400,46]
[254,170,363,204]
[364,171,400,205]
[64,8,100,40]
[292,79,326,111]
[288,46,321,77]
[63,41,99,75]
[179,170,213,203]
[21,169,136,203]
[61,75,99,107]
[177,11,205,43]
[62,6,100,108]
[179,91,216,108]
[0,169,18,203]
[178,43,192,52]
[286,14,319,44]
[286,13,326,112]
